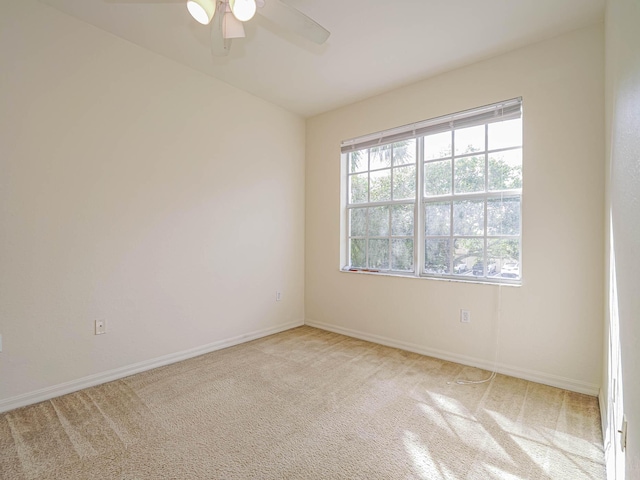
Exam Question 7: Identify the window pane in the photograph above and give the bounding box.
[455,125,485,155]
[392,204,414,236]
[393,164,416,200]
[349,173,368,204]
[424,159,452,196]
[393,139,416,165]
[454,155,485,194]
[453,200,484,236]
[350,239,366,268]
[424,131,452,160]
[453,238,483,276]
[471,260,496,277]
[392,239,414,271]
[350,207,367,237]
[489,238,520,279]
[489,149,522,191]
[370,145,392,170]
[425,239,451,274]
[487,197,520,236]
[368,206,389,237]
[425,202,451,236]
[488,118,522,151]
[369,169,391,202]
[368,239,389,269]
[349,149,368,173]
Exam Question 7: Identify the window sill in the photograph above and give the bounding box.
[340,268,522,287]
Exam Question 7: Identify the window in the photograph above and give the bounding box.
[342,98,522,283]
[347,140,417,272]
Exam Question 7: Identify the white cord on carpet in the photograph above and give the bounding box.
[449,282,502,386]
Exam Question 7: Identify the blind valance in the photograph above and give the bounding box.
[341,98,522,153]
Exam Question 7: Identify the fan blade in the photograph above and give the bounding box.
[259,0,329,45]
[210,1,232,56]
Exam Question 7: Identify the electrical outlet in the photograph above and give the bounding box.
[460,310,471,323]
[95,319,106,335]
[276,291,282,302]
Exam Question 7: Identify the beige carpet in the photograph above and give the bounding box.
[0,326,605,479]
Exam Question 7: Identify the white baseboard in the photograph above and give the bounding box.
[0,320,304,414]
[599,387,608,434]
[305,319,600,396]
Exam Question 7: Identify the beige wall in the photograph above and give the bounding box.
[603,0,640,476]
[0,1,305,405]
[306,25,605,394]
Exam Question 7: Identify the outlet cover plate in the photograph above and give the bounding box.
[95,320,106,335]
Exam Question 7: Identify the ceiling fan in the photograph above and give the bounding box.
[113,0,330,56]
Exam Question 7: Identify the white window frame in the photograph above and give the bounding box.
[341,98,523,285]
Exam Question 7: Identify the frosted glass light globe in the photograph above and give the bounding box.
[187,0,215,25]
[230,0,257,22]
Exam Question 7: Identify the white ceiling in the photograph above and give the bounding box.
[39,0,604,117]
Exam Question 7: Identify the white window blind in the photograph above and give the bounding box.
[341,98,522,153]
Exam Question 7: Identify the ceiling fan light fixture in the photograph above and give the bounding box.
[187,0,215,25]
[230,0,257,22]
